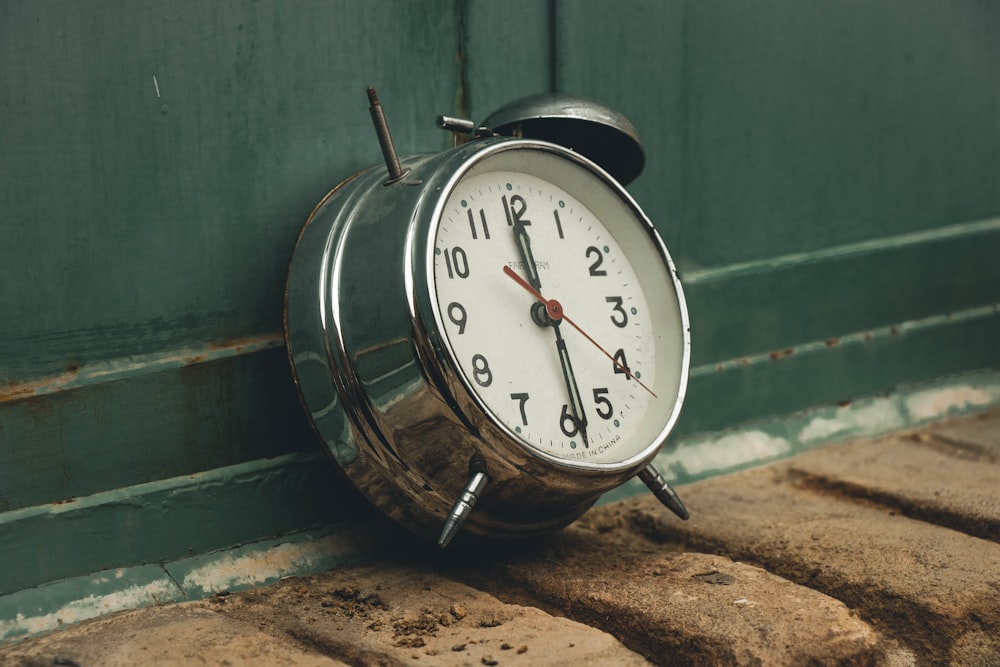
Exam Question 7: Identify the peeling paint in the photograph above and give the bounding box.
[174,534,361,598]
[798,399,906,443]
[658,430,792,478]
[0,579,181,641]
[0,369,80,403]
[613,370,1000,496]
[0,526,370,642]
[904,386,994,423]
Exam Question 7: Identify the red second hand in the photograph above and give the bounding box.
[502,265,657,398]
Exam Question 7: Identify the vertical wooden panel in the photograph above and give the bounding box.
[0,0,461,382]
[680,0,1000,268]
[463,0,553,123]
[554,0,1000,432]
[553,0,686,252]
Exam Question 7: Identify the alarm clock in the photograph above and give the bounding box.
[284,89,690,546]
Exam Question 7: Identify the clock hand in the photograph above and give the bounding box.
[511,214,542,291]
[552,321,590,447]
[502,265,657,398]
[510,216,552,328]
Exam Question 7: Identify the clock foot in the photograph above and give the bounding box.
[638,465,689,521]
[437,456,490,548]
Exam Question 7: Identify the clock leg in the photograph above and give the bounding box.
[638,465,690,521]
[437,455,490,547]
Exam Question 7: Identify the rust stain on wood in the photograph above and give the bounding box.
[0,333,283,405]
[0,367,81,403]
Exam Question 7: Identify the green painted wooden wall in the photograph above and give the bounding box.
[2,0,999,597]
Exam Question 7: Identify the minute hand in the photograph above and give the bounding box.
[552,321,589,447]
[501,265,658,399]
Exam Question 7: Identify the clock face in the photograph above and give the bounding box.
[430,147,687,468]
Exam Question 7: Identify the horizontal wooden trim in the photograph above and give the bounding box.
[690,303,1000,378]
[0,333,283,405]
[681,216,1000,365]
[0,347,314,513]
[682,216,1000,284]
[676,307,1000,437]
[0,451,353,596]
[4,366,999,636]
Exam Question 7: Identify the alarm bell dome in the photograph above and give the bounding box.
[480,92,646,186]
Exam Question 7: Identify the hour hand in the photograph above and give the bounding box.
[512,219,542,291]
[509,225,553,327]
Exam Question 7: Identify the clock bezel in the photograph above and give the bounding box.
[409,139,691,475]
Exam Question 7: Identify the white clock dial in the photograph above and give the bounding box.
[431,149,686,467]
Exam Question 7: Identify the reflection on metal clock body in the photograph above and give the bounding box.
[284,92,691,546]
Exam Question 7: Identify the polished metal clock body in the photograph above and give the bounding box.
[285,95,690,545]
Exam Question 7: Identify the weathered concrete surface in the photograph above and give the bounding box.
[927,409,1000,461]
[787,433,1000,542]
[0,605,348,667]
[0,551,880,667]
[587,410,1000,665]
[454,533,885,666]
[0,565,651,667]
[208,564,652,666]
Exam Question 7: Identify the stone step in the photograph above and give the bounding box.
[927,409,1000,462]
[583,411,1000,664]
[1,564,653,667]
[207,563,653,666]
[787,432,1000,542]
[454,532,886,666]
[0,605,350,667]
[0,547,887,667]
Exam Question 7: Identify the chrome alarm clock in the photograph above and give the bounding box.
[284,89,691,546]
